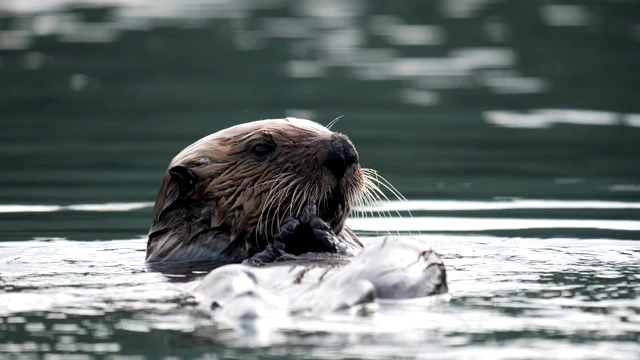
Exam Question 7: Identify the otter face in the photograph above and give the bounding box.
[146,118,366,265]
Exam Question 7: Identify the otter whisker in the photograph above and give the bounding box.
[265,177,297,238]
[361,192,382,221]
[362,183,399,235]
[292,190,304,220]
[354,185,379,219]
[362,169,408,202]
[363,172,395,204]
[288,186,300,219]
[257,173,288,233]
[362,169,417,235]
[259,173,297,241]
[277,178,302,235]
[325,115,344,130]
[359,174,399,234]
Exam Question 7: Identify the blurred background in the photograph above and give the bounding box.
[1,0,639,240]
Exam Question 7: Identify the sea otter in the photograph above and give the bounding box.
[146,118,367,268]
[146,118,448,311]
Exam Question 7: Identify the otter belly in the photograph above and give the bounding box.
[193,237,448,317]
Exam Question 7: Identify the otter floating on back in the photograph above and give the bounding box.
[145,118,447,314]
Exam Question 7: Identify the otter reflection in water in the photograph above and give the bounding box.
[146,118,447,314]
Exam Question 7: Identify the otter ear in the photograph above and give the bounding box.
[169,164,197,198]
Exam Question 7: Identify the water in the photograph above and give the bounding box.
[1,0,640,358]
[1,233,639,358]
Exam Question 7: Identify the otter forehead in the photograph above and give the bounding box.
[221,118,330,137]
[171,118,332,165]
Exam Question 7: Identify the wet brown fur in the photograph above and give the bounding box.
[146,118,365,264]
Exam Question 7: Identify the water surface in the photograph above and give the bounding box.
[1,0,640,358]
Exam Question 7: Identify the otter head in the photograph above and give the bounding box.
[146,118,366,264]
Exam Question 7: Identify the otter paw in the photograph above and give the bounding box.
[277,215,338,255]
[308,217,339,251]
[278,216,301,241]
[243,242,286,265]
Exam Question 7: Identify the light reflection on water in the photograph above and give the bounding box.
[3,0,639,114]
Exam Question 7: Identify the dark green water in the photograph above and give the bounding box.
[1,0,639,359]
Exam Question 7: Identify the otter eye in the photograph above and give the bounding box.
[251,144,274,158]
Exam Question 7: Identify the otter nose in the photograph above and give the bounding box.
[322,136,358,181]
